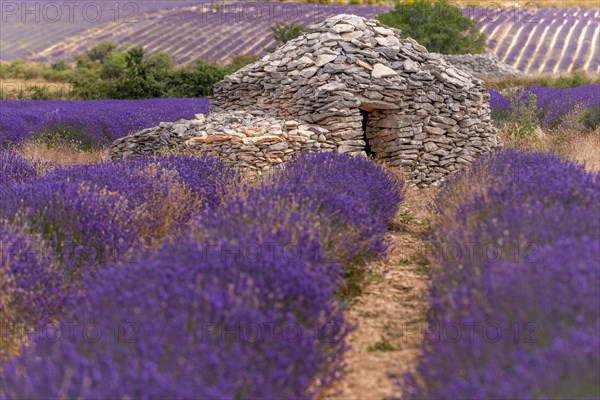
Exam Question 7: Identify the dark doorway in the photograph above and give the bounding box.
[360,109,373,156]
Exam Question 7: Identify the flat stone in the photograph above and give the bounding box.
[403,59,420,73]
[320,81,347,92]
[373,26,394,36]
[371,63,398,78]
[323,63,350,74]
[315,54,337,67]
[300,66,318,78]
[424,126,446,135]
[355,59,373,71]
[341,31,364,41]
[331,23,355,33]
[374,47,400,58]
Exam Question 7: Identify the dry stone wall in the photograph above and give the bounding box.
[107,111,337,174]
[438,53,524,78]
[108,14,503,187]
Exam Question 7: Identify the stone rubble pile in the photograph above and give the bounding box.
[109,14,503,187]
[438,53,524,78]
[106,111,337,173]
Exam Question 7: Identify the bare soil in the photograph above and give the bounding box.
[320,187,436,400]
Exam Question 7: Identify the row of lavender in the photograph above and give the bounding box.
[488,84,600,128]
[5,3,597,75]
[0,151,403,398]
[0,98,209,150]
[404,150,600,398]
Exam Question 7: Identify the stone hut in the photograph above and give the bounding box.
[108,14,502,187]
[212,14,502,186]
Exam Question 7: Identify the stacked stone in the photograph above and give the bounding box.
[438,53,524,78]
[106,110,337,174]
[212,14,502,187]
[107,119,203,159]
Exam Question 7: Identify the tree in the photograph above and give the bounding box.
[111,48,164,99]
[84,41,117,63]
[377,0,486,54]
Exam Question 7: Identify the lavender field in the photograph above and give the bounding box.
[405,150,600,398]
[0,152,403,398]
[0,98,209,150]
[474,7,600,75]
[1,145,598,398]
[1,3,600,400]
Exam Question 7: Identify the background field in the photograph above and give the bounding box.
[1,1,599,74]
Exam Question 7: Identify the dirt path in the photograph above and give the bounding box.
[321,188,435,400]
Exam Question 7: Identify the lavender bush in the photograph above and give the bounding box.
[488,85,600,129]
[0,155,234,270]
[403,150,600,399]
[0,220,65,360]
[195,152,404,295]
[488,88,511,119]
[0,179,138,271]
[0,152,41,185]
[0,233,348,399]
[1,153,405,399]
[0,98,209,150]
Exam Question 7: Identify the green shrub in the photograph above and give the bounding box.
[0,59,47,80]
[100,52,128,80]
[377,0,486,54]
[50,59,70,71]
[84,41,117,64]
[581,107,600,131]
[71,67,107,99]
[167,61,228,97]
[271,21,306,45]
[42,69,74,83]
[554,67,592,88]
[4,43,257,99]
[506,87,541,141]
[29,86,52,100]
[167,56,257,97]
[109,48,165,99]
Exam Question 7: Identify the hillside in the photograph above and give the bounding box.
[1,2,598,75]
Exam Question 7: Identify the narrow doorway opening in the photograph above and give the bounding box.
[360,109,373,156]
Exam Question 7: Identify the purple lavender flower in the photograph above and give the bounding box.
[524,85,600,128]
[0,221,65,354]
[195,152,404,272]
[487,85,600,128]
[0,155,234,270]
[487,88,511,118]
[403,150,600,399]
[1,152,405,399]
[0,152,40,185]
[0,98,209,150]
[0,232,349,399]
